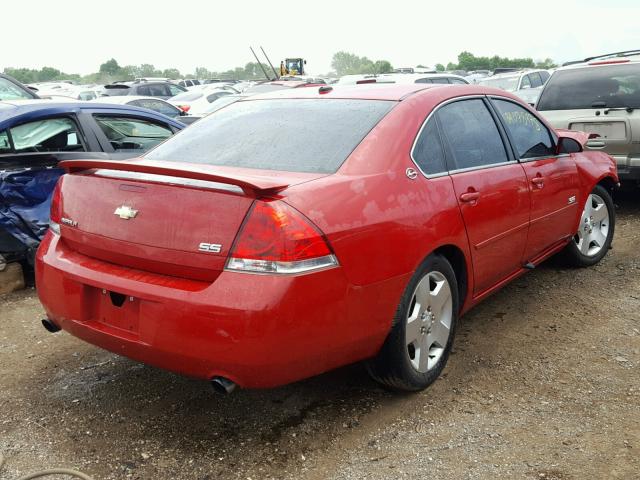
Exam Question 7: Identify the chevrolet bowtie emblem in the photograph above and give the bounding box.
[114,205,138,220]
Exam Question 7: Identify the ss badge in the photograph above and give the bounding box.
[198,242,222,253]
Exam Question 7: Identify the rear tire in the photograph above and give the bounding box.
[367,254,459,392]
[561,184,615,267]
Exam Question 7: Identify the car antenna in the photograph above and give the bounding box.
[250,47,272,81]
[260,46,280,80]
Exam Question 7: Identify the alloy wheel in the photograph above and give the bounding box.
[405,271,453,373]
[574,193,609,257]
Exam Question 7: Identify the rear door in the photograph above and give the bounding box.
[491,97,580,261]
[437,97,530,295]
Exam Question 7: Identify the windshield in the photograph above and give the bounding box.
[0,78,34,100]
[146,99,395,173]
[537,63,640,110]
[478,76,519,91]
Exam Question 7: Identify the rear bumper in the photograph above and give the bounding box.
[36,232,404,388]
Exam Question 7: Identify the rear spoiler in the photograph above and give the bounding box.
[58,159,290,196]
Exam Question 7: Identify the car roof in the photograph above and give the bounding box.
[238,84,511,102]
[556,56,640,72]
[0,100,185,128]
[92,95,172,104]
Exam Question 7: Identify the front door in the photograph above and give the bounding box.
[490,98,580,261]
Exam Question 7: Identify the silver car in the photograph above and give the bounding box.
[537,51,640,181]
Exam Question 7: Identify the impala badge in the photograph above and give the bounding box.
[114,205,138,220]
[568,196,576,205]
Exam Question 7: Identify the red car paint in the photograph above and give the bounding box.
[36,85,617,388]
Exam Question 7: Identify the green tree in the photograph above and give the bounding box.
[331,51,393,76]
[435,63,445,72]
[99,58,121,76]
[535,58,557,69]
[162,68,181,79]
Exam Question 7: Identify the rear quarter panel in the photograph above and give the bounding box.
[284,89,473,306]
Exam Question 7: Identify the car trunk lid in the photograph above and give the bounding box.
[56,159,325,281]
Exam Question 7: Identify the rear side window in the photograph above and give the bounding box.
[94,115,173,152]
[450,78,468,84]
[529,72,543,88]
[415,78,432,84]
[431,78,450,84]
[538,63,640,110]
[539,71,550,83]
[437,99,508,170]
[8,117,85,153]
[492,99,554,159]
[412,118,446,175]
[146,99,395,173]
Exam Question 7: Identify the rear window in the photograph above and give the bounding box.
[538,63,640,110]
[146,99,395,173]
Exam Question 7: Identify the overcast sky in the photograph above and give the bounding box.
[4,0,639,75]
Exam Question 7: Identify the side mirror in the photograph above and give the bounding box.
[556,136,583,154]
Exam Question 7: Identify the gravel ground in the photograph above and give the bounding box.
[1,192,639,480]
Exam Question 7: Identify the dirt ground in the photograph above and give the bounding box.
[1,192,639,480]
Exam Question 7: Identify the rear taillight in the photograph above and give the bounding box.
[49,178,63,235]
[225,200,338,274]
[178,104,191,113]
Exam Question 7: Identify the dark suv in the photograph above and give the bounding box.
[101,81,186,100]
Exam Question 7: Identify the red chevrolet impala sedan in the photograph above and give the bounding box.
[36,84,617,392]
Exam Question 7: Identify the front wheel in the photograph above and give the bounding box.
[562,184,615,267]
[367,254,458,392]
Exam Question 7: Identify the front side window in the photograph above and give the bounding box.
[412,118,446,175]
[437,99,508,170]
[520,75,532,89]
[146,99,395,173]
[94,115,173,152]
[493,99,554,159]
[8,117,85,153]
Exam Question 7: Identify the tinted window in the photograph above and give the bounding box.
[413,118,446,175]
[529,72,543,88]
[438,99,508,170]
[493,99,554,158]
[137,84,168,97]
[431,78,450,84]
[538,64,640,110]
[130,99,180,118]
[450,78,468,84]
[146,99,394,173]
[415,78,432,84]
[539,71,550,83]
[8,117,85,153]
[168,84,185,96]
[521,75,532,89]
[94,116,173,152]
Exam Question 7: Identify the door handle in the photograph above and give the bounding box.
[531,176,544,189]
[586,140,606,148]
[459,191,480,203]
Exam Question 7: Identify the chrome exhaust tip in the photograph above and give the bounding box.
[211,376,236,395]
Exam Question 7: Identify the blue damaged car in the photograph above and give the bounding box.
[0,100,185,270]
